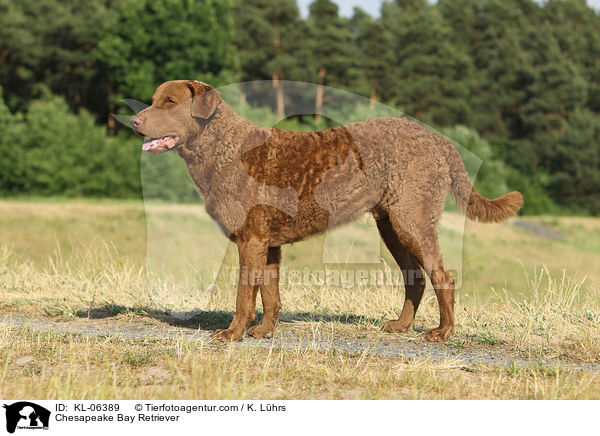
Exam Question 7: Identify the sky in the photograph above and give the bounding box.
[297,0,382,17]
[296,0,600,18]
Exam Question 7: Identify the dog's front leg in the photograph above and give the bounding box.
[248,246,281,339]
[211,238,268,342]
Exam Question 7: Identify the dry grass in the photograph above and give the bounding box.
[0,199,599,399]
[2,325,600,400]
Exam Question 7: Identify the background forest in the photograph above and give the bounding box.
[0,0,598,215]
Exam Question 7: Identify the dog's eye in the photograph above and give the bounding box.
[167,98,176,105]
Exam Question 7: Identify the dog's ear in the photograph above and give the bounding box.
[187,81,221,119]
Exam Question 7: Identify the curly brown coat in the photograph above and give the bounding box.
[130,80,523,342]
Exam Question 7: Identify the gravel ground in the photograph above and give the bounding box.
[2,314,599,372]
[511,221,566,240]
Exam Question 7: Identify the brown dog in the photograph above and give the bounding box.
[130,80,523,342]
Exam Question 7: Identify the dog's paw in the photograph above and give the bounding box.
[210,328,244,342]
[424,326,454,342]
[247,325,274,339]
[382,319,412,333]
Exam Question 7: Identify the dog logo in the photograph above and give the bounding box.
[2,402,50,433]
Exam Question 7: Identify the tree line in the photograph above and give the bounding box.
[0,0,598,214]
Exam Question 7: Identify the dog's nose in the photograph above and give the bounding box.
[130,116,143,129]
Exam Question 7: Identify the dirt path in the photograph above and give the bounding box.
[3,314,599,372]
[511,220,566,240]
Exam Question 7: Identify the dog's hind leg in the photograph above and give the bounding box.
[418,238,455,342]
[248,246,282,338]
[378,208,455,341]
[375,215,426,333]
[397,213,454,342]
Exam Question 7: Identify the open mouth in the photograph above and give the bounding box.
[142,135,180,153]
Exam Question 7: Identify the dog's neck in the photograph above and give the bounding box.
[177,102,269,197]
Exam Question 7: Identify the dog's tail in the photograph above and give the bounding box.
[446,143,523,223]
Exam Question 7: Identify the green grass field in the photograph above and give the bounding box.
[1,199,599,399]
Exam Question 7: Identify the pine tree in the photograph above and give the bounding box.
[306,0,362,121]
[0,0,114,114]
[95,0,238,133]
[541,0,600,112]
[351,8,393,106]
[382,0,475,125]
[235,0,304,117]
[547,109,600,213]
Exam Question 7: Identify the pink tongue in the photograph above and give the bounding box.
[142,138,162,151]
[142,137,177,151]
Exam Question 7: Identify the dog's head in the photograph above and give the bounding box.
[130,80,221,154]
